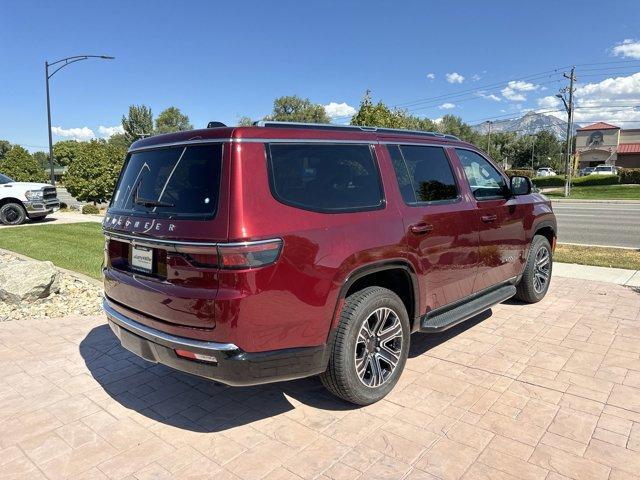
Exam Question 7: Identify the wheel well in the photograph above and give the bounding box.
[535,226,556,246]
[0,198,24,208]
[345,268,416,327]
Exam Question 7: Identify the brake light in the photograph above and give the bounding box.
[217,239,283,269]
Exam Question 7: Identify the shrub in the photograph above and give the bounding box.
[619,168,640,185]
[532,176,565,188]
[82,204,100,215]
[0,145,48,183]
[59,202,68,210]
[505,169,534,178]
[65,140,126,204]
[573,175,619,186]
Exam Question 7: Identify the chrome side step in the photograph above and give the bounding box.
[420,284,517,333]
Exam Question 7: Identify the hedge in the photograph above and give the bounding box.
[620,168,640,184]
[81,204,100,215]
[531,176,566,188]
[573,174,619,186]
[505,169,534,178]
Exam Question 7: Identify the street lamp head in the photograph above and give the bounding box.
[100,56,115,60]
[555,93,563,99]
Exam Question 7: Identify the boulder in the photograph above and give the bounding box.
[0,260,61,304]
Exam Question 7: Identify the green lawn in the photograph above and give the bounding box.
[0,222,104,279]
[545,184,640,200]
[555,244,640,270]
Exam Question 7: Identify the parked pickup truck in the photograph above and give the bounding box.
[0,173,60,225]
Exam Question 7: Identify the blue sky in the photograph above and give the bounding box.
[2,0,640,151]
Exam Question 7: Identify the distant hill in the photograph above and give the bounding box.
[472,112,578,139]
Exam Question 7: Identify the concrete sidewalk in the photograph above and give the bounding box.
[554,261,640,287]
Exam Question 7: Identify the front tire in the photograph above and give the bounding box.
[320,287,410,405]
[0,202,27,225]
[515,235,553,303]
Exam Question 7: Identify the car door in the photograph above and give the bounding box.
[386,144,479,314]
[452,148,528,292]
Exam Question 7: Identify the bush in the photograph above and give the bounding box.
[505,169,534,178]
[0,145,48,183]
[65,140,126,204]
[59,202,68,210]
[82,204,100,215]
[573,175,619,186]
[532,176,566,188]
[619,168,640,185]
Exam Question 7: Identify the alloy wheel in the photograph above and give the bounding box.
[354,307,403,387]
[533,246,551,293]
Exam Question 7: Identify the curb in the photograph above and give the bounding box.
[553,262,640,287]
[551,199,640,204]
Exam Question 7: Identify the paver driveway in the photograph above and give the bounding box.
[1,277,639,480]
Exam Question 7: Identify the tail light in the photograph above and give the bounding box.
[180,238,283,270]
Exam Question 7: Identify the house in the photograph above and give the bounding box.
[575,122,640,168]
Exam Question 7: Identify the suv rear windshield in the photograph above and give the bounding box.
[110,144,223,219]
[267,144,383,212]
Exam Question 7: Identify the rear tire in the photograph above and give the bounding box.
[0,202,27,225]
[320,287,410,405]
[515,235,552,303]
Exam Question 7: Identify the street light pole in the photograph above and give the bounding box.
[45,55,115,186]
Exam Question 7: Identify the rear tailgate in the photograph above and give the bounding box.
[103,142,229,330]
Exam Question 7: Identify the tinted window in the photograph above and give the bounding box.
[268,144,383,212]
[456,149,507,199]
[110,144,223,219]
[390,145,458,203]
[0,173,14,184]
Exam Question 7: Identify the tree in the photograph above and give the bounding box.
[0,140,11,159]
[65,140,126,204]
[154,107,193,134]
[31,151,49,170]
[437,115,480,144]
[351,90,438,131]
[266,95,330,123]
[107,133,131,151]
[53,140,81,166]
[237,116,254,126]
[0,145,47,182]
[511,131,563,170]
[122,105,153,143]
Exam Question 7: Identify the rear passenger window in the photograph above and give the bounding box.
[267,144,383,212]
[389,145,458,203]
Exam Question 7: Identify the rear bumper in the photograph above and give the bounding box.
[103,297,328,386]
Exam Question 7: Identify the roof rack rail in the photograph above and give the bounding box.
[255,121,460,141]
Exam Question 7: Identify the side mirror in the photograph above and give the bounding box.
[510,176,532,196]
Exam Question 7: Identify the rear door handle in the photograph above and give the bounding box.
[410,223,434,234]
[481,214,498,223]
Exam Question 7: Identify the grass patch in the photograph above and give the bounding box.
[0,222,104,279]
[555,244,640,270]
[545,184,640,200]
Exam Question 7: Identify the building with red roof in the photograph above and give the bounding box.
[576,122,640,168]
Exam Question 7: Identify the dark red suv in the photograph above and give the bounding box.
[102,122,556,405]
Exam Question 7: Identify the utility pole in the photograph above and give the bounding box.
[486,121,492,156]
[556,66,576,197]
[531,137,535,171]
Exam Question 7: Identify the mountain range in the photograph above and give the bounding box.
[471,112,579,139]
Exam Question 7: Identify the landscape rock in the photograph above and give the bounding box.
[0,259,61,304]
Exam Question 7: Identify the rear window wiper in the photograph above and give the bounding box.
[134,197,175,208]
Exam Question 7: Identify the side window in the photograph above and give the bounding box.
[389,145,458,203]
[456,149,508,199]
[267,144,383,212]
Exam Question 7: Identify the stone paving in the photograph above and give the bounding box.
[1,276,639,479]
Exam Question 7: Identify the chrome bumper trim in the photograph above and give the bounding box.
[102,298,239,353]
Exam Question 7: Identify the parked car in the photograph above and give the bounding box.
[536,167,557,177]
[590,164,618,175]
[102,122,557,405]
[0,173,60,225]
[579,167,595,177]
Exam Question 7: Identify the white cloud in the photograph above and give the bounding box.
[98,125,125,138]
[501,80,539,102]
[612,39,640,59]
[438,102,456,110]
[471,74,481,81]
[536,96,561,110]
[51,126,95,141]
[426,73,435,80]
[476,92,501,102]
[570,72,640,125]
[323,102,356,119]
[446,72,465,84]
[433,117,443,124]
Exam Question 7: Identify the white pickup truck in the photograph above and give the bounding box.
[0,173,60,225]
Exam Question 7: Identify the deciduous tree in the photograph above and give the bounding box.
[122,105,153,143]
[155,107,193,134]
[0,145,47,182]
[266,96,330,123]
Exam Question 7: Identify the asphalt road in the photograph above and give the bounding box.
[552,201,640,248]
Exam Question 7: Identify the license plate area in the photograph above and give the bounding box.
[130,245,153,274]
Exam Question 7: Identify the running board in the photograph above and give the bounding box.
[420,284,517,333]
